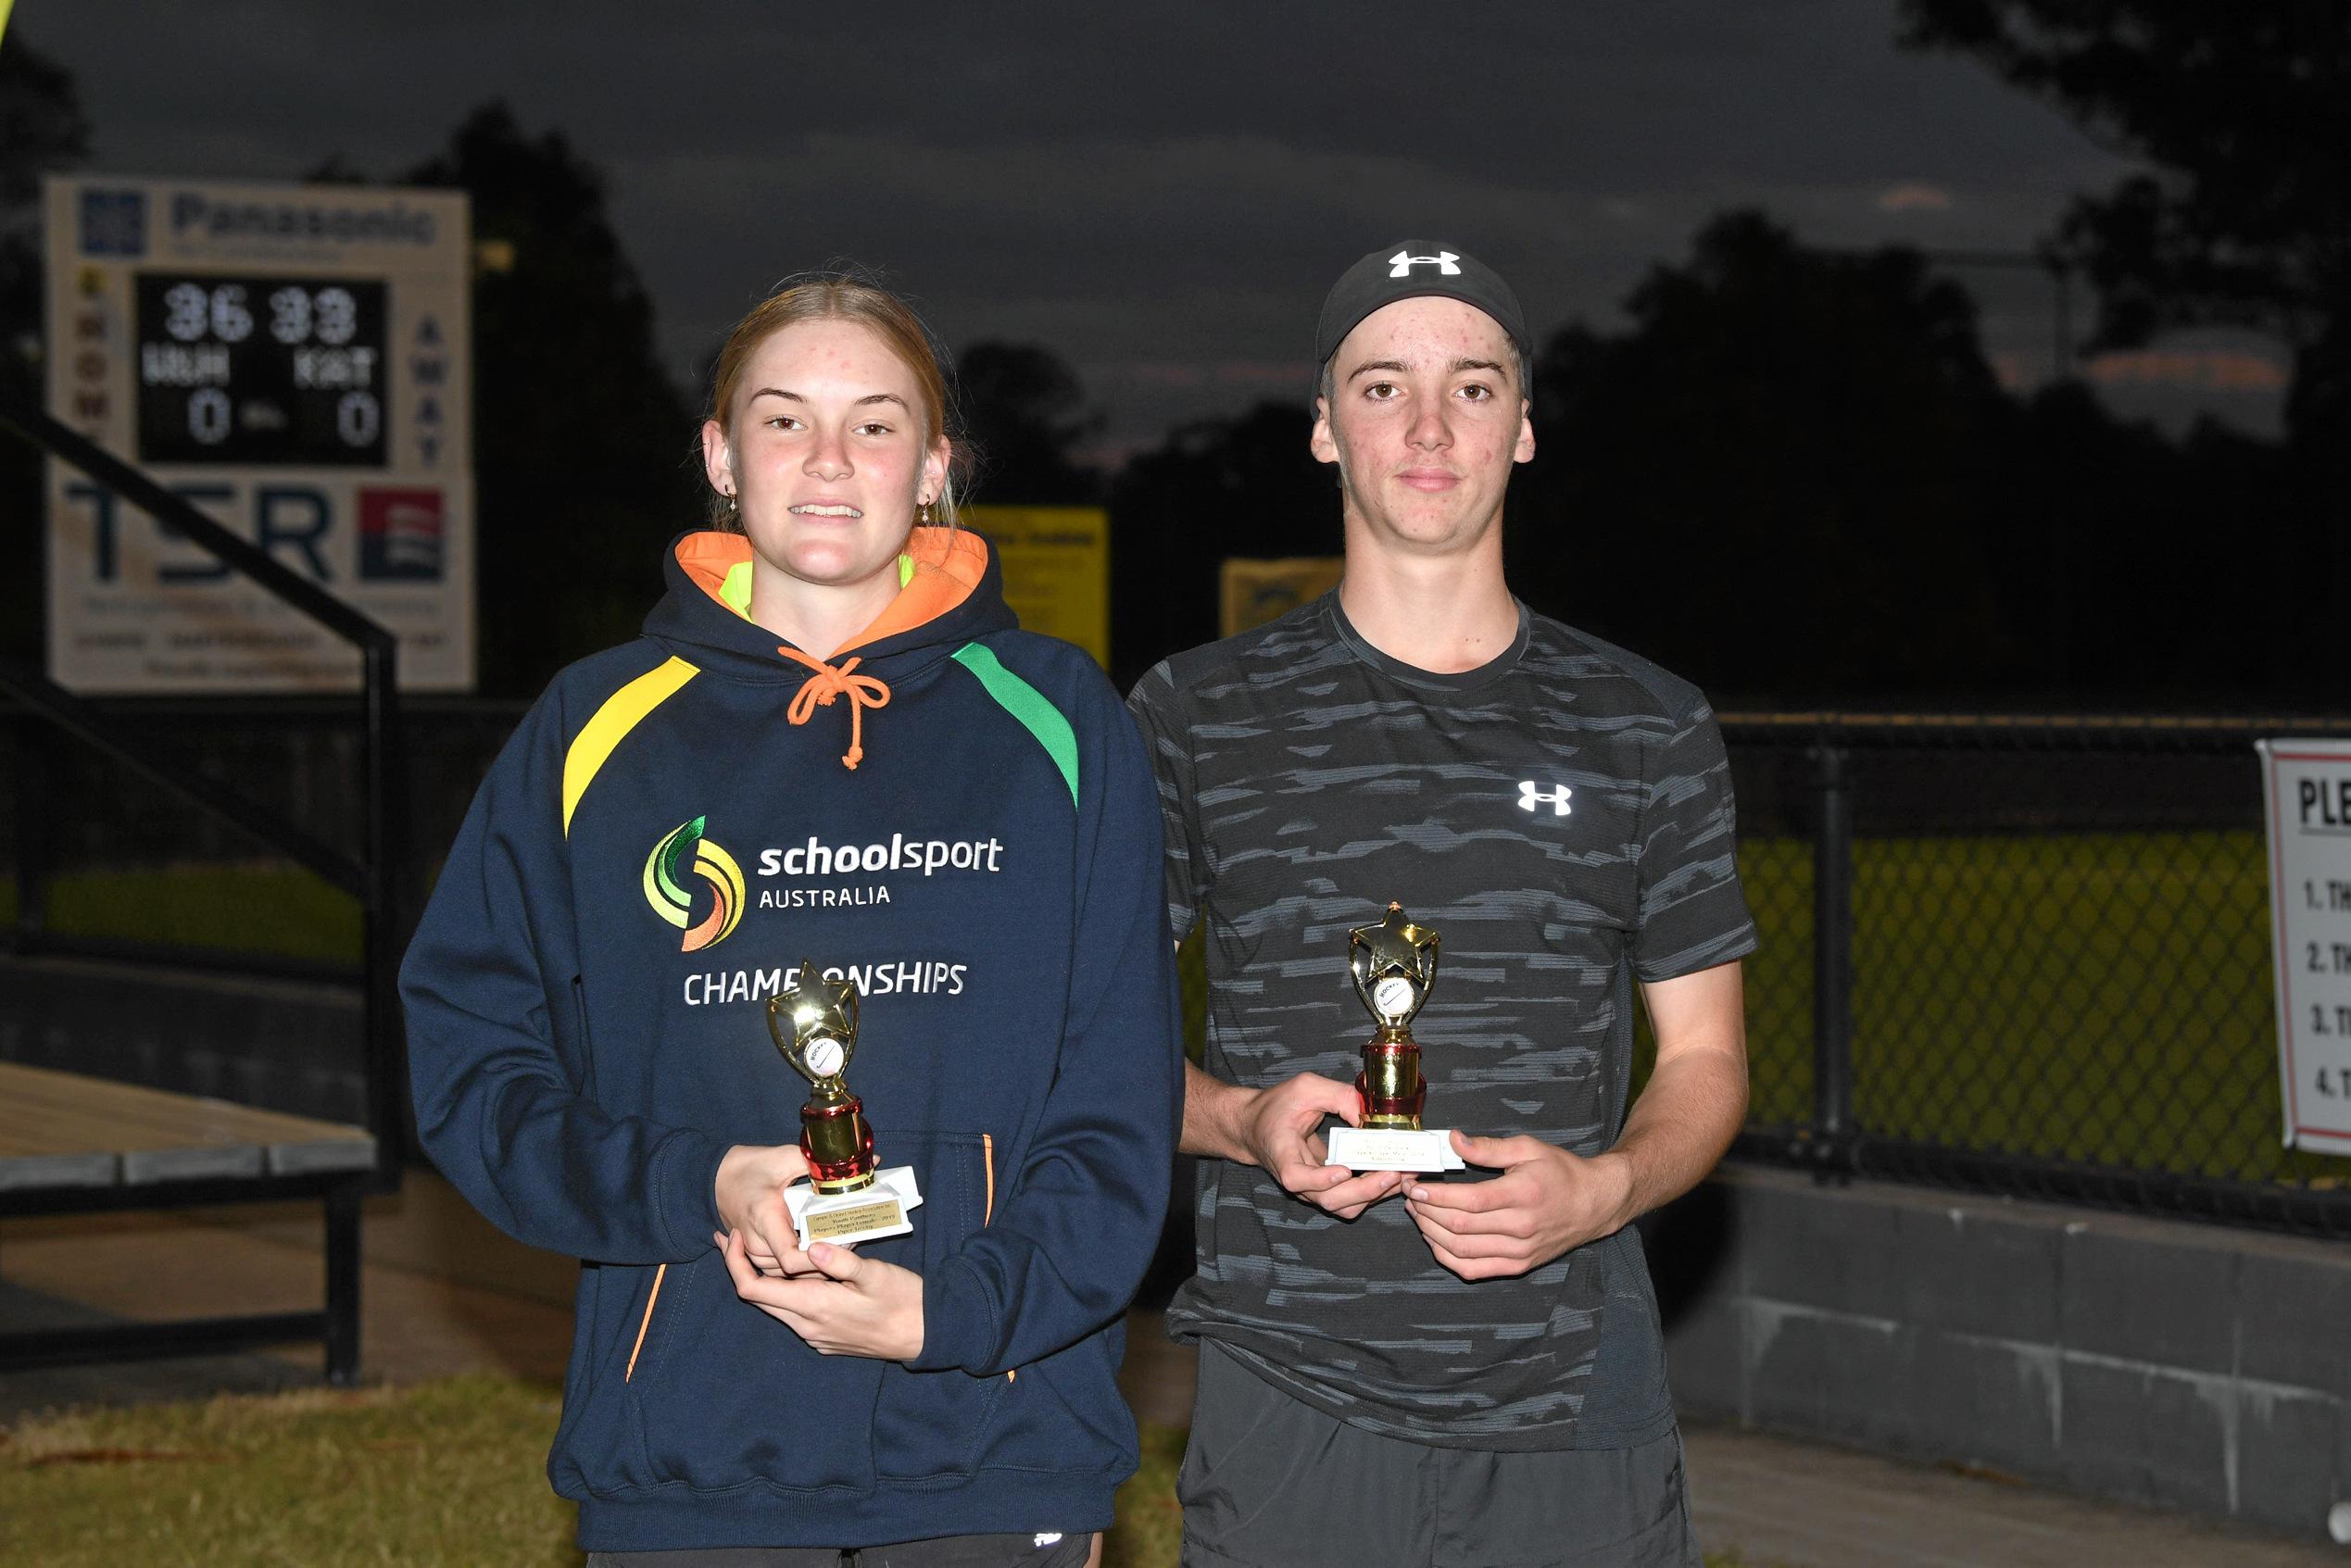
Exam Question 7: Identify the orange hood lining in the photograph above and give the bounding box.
[673,527,988,658]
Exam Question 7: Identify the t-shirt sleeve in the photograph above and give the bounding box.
[1125,661,1208,944]
[1628,696,1758,982]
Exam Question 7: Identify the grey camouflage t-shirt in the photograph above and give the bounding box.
[1127,593,1756,1451]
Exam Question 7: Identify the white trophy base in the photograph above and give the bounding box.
[1325,1126,1465,1173]
[785,1165,924,1248]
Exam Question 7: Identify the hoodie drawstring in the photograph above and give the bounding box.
[779,646,892,770]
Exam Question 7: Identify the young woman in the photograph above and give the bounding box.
[402,275,1180,1565]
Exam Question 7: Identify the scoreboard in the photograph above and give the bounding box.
[133,274,389,466]
[44,176,473,693]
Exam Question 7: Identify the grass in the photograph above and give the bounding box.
[6,826,2334,1192]
[0,1378,1768,1566]
[0,1377,576,1566]
[1727,830,2344,1188]
[0,865,360,968]
[1106,1422,1186,1568]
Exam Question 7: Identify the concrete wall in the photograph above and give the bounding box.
[1651,1164,2351,1543]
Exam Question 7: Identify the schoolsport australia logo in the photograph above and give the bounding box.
[644,817,746,952]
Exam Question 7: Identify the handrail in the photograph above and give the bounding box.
[0,392,392,653]
[0,387,409,1176]
[0,652,367,897]
[1721,709,2351,745]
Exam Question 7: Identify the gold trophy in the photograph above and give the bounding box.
[1323,904,1466,1174]
[765,962,924,1247]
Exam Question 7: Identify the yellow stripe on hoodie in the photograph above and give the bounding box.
[562,657,700,836]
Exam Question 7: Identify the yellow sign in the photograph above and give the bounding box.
[965,506,1109,668]
[1221,557,1344,638]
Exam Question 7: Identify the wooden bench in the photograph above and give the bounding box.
[0,1060,377,1383]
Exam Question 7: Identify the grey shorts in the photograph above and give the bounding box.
[585,1532,1090,1568]
[1178,1343,1699,1568]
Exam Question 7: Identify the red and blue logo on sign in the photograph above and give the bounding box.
[358,487,445,581]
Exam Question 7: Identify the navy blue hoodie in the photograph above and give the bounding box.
[401,528,1181,1551]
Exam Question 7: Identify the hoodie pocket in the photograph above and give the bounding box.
[869,1128,1011,1483]
[622,1248,884,1494]
[608,1129,998,1496]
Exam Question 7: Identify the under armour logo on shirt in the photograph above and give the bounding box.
[1519,781,1573,816]
[1389,249,1461,277]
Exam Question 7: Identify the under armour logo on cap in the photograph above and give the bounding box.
[1316,241,1533,368]
[1389,250,1461,278]
[1518,781,1573,816]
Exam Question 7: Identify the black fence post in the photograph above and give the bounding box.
[1811,742,1855,1180]
[359,639,412,1185]
[323,1179,363,1385]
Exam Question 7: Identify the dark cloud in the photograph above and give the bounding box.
[20,0,2194,442]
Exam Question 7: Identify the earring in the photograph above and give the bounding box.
[723,490,738,517]
[919,498,936,524]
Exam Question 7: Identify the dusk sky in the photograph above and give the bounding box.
[17,0,2287,451]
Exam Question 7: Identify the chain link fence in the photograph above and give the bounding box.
[1719,714,2351,1238]
[11,700,2351,1237]
[3,698,524,980]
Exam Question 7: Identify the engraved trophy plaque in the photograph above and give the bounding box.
[766,962,924,1248]
[1324,904,1465,1174]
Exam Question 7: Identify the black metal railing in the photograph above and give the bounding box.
[0,390,408,1173]
[1720,711,2351,1239]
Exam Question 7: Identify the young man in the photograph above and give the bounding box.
[1126,244,1756,1568]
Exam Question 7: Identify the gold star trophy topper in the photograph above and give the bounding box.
[763,962,924,1246]
[1324,904,1466,1174]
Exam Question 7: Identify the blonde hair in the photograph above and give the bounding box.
[703,270,972,529]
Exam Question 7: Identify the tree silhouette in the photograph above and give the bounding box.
[1107,401,1331,685]
[955,341,1100,505]
[1513,211,2020,701]
[1103,211,2312,707]
[0,31,91,662]
[0,32,88,223]
[1900,2,2342,698]
[400,105,698,695]
[1899,2,2350,450]
[1980,382,2293,702]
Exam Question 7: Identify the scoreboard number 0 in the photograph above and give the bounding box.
[188,387,232,445]
[338,391,380,446]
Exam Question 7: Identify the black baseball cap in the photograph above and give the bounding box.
[1314,242,1533,369]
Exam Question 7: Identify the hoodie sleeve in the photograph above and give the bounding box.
[400,683,727,1264]
[911,668,1183,1375]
